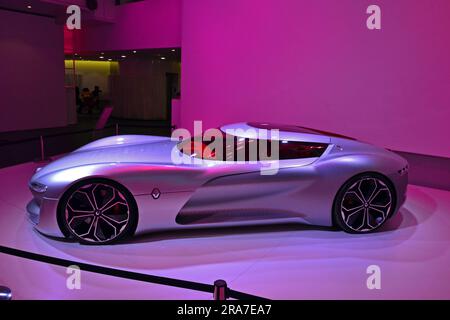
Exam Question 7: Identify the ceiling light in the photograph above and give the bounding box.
[27,5,32,9]
[99,56,104,59]
[121,55,127,58]
[171,49,176,52]
[133,50,137,53]
[108,58,112,61]
[161,57,166,60]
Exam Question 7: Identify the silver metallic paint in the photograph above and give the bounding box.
[27,123,408,238]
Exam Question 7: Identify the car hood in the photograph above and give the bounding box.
[33,135,179,180]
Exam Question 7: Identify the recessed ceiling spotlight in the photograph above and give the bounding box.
[27,5,32,9]
[121,55,126,58]
[74,53,78,56]
[160,57,166,60]
[99,56,104,59]
[171,49,176,52]
[133,50,137,53]
[108,58,112,61]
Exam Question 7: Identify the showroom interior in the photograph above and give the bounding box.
[0,0,449,300]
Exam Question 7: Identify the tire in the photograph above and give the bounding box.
[333,173,396,234]
[58,179,138,245]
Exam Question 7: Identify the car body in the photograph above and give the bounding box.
[27,122,408,244]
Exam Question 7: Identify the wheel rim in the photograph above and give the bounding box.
[65,183,130,243]
[340,177,392,232]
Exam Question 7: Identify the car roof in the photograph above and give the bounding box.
[220,122,332,144]
[248,122,356,140]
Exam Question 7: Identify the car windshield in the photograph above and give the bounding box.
[177,130,328,161]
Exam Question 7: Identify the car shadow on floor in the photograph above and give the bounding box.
[126,223,338,245]
[124,206,422,245]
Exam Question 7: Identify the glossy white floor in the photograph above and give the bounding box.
[0,162,449,299]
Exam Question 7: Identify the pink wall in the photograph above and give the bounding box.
[80,0,181,52]
[180,0,450,158]
[0,9,66,132]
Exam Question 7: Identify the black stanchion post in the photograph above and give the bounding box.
[40,135,45,161]
[34,135,50,163]
[213,279,228,300]
[0,286,12,300]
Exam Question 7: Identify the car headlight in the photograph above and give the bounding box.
[30,181,48,193]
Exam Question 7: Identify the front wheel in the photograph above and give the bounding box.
[333,173,395,233]
[58,179,138,244]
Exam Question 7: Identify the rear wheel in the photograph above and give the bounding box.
[333,173,395,233]
[58,179,138,244]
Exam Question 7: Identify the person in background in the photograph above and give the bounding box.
[80,88,94,114]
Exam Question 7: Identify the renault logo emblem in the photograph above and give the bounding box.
[151,188,161,199]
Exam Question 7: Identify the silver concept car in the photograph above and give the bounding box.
[27,122,408,244]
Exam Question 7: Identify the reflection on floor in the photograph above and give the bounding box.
[0,162,449,299]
